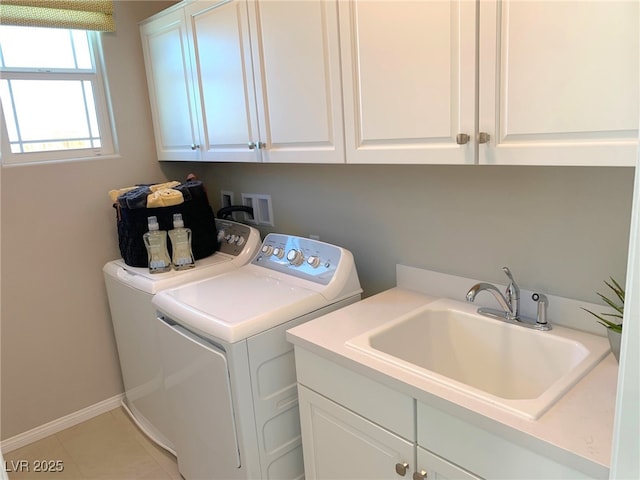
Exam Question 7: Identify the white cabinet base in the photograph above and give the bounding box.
[299,386,414,480]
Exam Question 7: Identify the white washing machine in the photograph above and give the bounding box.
[103,219,261,453]
[152,233,362,480]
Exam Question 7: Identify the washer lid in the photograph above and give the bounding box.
[153,266,328,343]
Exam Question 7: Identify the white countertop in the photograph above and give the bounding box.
[287,286,617,479]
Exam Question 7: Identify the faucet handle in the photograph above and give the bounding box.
[502,266,516,284]
[502,267,520,318]
[502,265,519,291]
[502,267,519,296]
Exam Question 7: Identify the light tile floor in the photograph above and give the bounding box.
[3,408,180,480]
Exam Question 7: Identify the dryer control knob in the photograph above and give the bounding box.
[217,230,226,242]
[226,234,237,244]
[307,255,321,268]
[261,245,273,256]
[287,249,305,266]
[273,247,285,259]
[236,236,246,246]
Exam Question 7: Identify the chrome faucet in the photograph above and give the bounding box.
[466,267,520,319]
[466,267,551,330]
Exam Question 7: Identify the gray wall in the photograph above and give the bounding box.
[0,1,176,441]
[164,162,634,303]
[0,0,634,444]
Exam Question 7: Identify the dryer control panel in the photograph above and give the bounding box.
[252,234,343,285]
[215,219,258,257]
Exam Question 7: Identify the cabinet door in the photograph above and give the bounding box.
[185,0,262,162]
[248,0,345,163]
[416,447,482,480]
[479,0,639,166]
[339,0,476,164]
[140,8,202,161]
[298,385,414,480]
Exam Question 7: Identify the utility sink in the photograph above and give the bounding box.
[346,298,610,419]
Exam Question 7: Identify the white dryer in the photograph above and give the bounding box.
[152,234,362,480]
[103,219,260,453]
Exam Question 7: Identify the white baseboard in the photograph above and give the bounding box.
[1,394,124,453]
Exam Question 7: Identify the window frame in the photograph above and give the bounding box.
[0,28,116,166]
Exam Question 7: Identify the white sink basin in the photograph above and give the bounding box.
[346,298,610,419]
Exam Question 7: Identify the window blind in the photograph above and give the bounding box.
[0,0,115,31]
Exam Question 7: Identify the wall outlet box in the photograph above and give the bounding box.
[221,190,234,208]
[255,194,274,226]
[220,190,237,220]
[241,193,256,224]
[241,193,274,226]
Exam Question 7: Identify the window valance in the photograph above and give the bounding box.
[0,0,115,31]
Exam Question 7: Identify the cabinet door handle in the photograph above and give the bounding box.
[258,141,266,149]
[456,133,470,145]
[248,142,257,150]
[395,462,410,476]
[478,132,491,144]
[190,144,200,150]
[413,470,428,480]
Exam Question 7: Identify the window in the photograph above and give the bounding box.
[0,25,115,165]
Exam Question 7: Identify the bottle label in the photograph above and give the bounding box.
[150,259,168,269]
[174,257,193,267]
[172,242,194,268]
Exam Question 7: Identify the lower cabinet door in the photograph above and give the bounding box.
[416,446,483,480]
[298,385,414,479]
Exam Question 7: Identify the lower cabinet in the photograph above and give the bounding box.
[416,447,482,480]
[298,386,482,480]
[299,386,414,479]
[417,402,595,479]
[294,348,602,480]
[295,346,483,480]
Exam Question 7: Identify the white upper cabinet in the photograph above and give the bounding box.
[184,0,260,162]
[142,0,344,163]
[249,0,344,163]
[479,0,639,166]
[338,0,477,164]
[339,0,638,166]
[140,8,202,161]
[142,0,638,166]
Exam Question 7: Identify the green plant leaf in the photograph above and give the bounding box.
[583,277,625,331]
[601,321,623,334]
[582,308,623,333]
[597,292,624,315]
[606,277,625,303]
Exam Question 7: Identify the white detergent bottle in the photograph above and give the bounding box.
[168,213,195,270]
[143,216,171,273]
